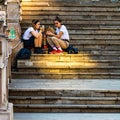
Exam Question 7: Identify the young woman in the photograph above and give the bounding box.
[46,16,70,54]
[22,19,43,54]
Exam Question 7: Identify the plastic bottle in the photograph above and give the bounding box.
[9,27,16,39]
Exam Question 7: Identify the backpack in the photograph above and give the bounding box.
[67,45,79,54]
[17,48,31,59]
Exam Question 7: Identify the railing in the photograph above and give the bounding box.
[0,20,10,109]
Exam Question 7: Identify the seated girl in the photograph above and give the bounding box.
[46,16,70,54]
[22,19,43,54]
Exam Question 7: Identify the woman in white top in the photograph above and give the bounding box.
[22,19,43,54]
[46,16,70,54]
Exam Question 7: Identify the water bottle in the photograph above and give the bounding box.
[9,27,16,39]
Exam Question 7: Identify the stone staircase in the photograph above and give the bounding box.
[9,79,120,113]
[12,54,120,79]
[21,0,120,55]
[9,0,120,113]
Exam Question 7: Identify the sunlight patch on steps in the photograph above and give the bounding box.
[21,0,49,6]
[18,53,97,69]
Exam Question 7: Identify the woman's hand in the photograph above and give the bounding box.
[46,31,54,36]
[40,26,45,33]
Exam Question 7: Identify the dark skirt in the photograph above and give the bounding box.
[23,36,35,49]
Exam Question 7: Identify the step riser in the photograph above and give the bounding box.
[12,74,120,79]
[30,56,120,61]
[17,68,120,73]
[9,99,120,105]
[9,90,120,97]
[13,107,120,113]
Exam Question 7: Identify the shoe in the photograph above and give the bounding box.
[56,50,63,54]
[49,50,57,54]
[34,47,43,54]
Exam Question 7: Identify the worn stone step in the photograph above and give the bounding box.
[13,113,120,120]
[22,11,120,16]
[9,96,120,105]
[11,72,120,79]
[15,67,120,73]
[21,1,120,7]
[74,45,120,50]
[17,59,120,68]
[9,79,120,95]
[29,54,120,61]
[70,34,120,39]
[13,104,120,113]
[70,42,120,45]
[21,25,120,31]
[77,50,120,55]
[17,61,120,69]
[21,24,120,30]
[22,6,120,12]
[22,15,120,21]
[21,0,119,4]
[21,20,120,25]
[70,40,120,44]
[18,58,120,65]
[69,30,120,35]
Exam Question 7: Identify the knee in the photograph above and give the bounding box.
[51,37,57,41]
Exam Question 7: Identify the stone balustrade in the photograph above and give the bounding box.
[0,0,22,119]
[0,20,13,120]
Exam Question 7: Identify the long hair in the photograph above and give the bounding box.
[32,19,40,29]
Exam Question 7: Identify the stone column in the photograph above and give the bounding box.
[7,0,21,39]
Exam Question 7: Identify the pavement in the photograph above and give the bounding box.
[14,113,120,120]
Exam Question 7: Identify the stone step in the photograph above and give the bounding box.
[9,96,120,105]
[71,44,120,51]
[21,25,120,30]
[13,104,120,113]
[15,68,120,73]
[29,54,120,61]
[22,11,120,16]
[21,1,120,7]
[11,72,120,79]
[9,79,120,97]
[22,15,120,21]
[21,0,119,4]
[17,63,120,69]
[18,58,120,65]
[69,30,120,35]
[17,61,120,68]
[79,50,120,55]
[70,40,120,44]
[70,34,120,39]
[21,6,120,12]
[13,113,120,120]
[21,20,120,25]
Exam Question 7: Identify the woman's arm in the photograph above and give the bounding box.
[46,31,63,39]
[31,30,42,38]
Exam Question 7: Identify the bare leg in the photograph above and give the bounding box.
[34,34,42,47]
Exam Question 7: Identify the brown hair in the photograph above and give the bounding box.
[54,16,62,23]
[32,19,40,29]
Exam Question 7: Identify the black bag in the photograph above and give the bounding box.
[17,48,31,59]
[67,45,79,54]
